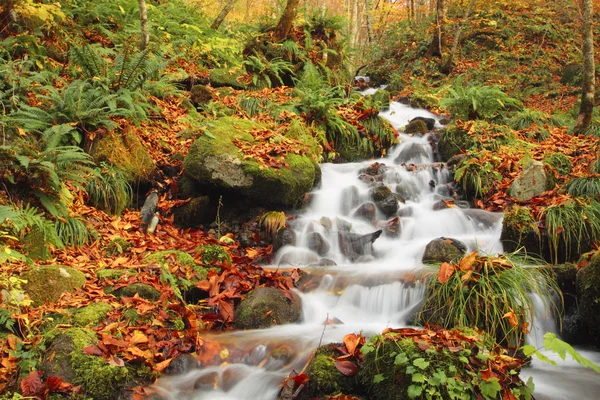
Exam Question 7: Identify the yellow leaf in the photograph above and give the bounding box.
[459,251,478,271]
[219,348,229,359]
[130,330,149,345]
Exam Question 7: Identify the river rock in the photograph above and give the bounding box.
[23,265,86,306]
[306,232,330,256]
[319,216,332,231]
[377,216,401,237]
[358,174,376,184]
[394,143,429,164]
[340,185,360,215]
[360,162,388,177]
[353,202,377,223]
[335,217,353,232]
[370,185,392,202]
[432,199,451,210]
[508,160,547,201]
[339,230,382,259]
[462,209,502,228]
[114,283,161,301]
[410,116,436,130]
[422,237,467,264]
[234,287,302,329]
[274,228,297,252]
[376,195,399,217]
[395,181,420,202]
[278,248,319,266]
[164,354,199,376]
[184,117,320,208]
[403,120,428,134]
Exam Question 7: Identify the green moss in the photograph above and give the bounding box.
[578,252,600,336]
[23,265,86,306]
[437,124,478,161]
[123,308,140,325]
[74,303,113,327]
[300,346,358,399]
[283,118,322,160]
[209,68,247,90]
[544,152,573,176]
[105,237,132,257]
[404,119,428,134]
[114,283,160,301]
[96,268,127,281]
[91,131,155,181]
[144,250,196,267]
[372,89,391,110]
[190,85,213,106]
[198,244,231,266]
[234,287,301,329]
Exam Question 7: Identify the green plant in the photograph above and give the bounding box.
[454,155,502,198]
[243,52,294,88]
[544,199,600,263]
[259,211,286,240]
[506,108,564,130]
[565,177,600,198]
[54,216,95,247]
[419,252,561,348]
[543,152,573,176]
[86,162,132,215]
[440,77,522,121]
[523,332,600,372]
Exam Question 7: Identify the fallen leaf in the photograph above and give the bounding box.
[459,251,478,271]
[20,370,42,396]
[503,309,519,328]
[335,360,357,376]
[438,262,455,284]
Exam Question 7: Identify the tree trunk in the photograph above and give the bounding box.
[428,0,445,57]
[211,0,238,30]
[575,0,595,134]
[273,0,301,41]
[440,0,476,74]
[137,0,149,51]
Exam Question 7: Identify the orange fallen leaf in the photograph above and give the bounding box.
[438,262,455,284]
[502,309,519,328]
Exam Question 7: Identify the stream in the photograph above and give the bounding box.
[151,102,600,399]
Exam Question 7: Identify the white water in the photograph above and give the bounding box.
[151,103,600,399]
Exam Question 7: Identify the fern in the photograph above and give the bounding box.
[86,162,132,215]
[42,124,81,148]
[55,216,95,247]
[70,45,107,79]
[523,332,600,372]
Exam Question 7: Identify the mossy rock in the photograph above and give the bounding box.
[234,287,301,329]
[436,125,477,161]
[144,250,211,282]
[500,206,545,257]
[577,252,600,338]
[190,85,213,107]
[198,244,231,266]
[372,89,391,110]
[297,345,360,400]
[90,131,155,182]
[105,237,132,257]
[172,195,216,228]
[41,328,154,400]
[23,265,86,306]
[74,303,113,327]
[404,119,428,134]
[96,268,128,281]
[177,174,204,199]
[543,152,573,176]
[209,68,247,90]
[421,238,466,264]
[114,283,160,301]
[183,117,320,208]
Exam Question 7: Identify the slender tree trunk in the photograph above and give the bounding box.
[273,0,301,41]
[429,0,445,57]
[575,0,595,133]
[211,0,238,30]
[365,0,373,44]
[137,0,149,51]
[440,0,476,74]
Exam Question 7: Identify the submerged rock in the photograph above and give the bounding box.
[410,116,436,130]
[339,230,382,259]
[306,232,330,256]
[274,228,297,252]
[353,202,377,223]
[395,181,420,202]
[422,237,466,264]
[163,354,199,376]
[340,186,360,215]
[234,287,302,329]
[394,142,429,164]
[403,119,428,134]
[278,248,319,266]
[335,217,353,232]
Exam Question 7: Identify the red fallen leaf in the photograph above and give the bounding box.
[417,341,431,351]
[291,373,309,385]
[335,360,357,377]
[83,345,103,356]
[201,313,222,321]
[46,376,64,391]
[108,356,125,367]
[480,367,499,381]
[438,262,455,284]
[503,389,518,400]
[20,370,42,396]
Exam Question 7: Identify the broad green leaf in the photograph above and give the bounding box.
[413,357,430,370]
[407,385,423,399]
[372,374,385,383]
[411,373,426,383]
[479,377,501,399]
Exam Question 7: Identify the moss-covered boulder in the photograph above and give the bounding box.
[90,131,155,182]
[508,160,547,201]
[41,328,153,400]
[96,268,128,281]
[74,303,113,327]
[183,117,320,208]
[500,206,544,257]
[403,119,428,134]
[421,237,466,264]
[577,252,600,339]
[114,283,160,301]
[436,125,477,161]
[105,237,132,257]
[172,195,216,227]
[190,84,213,107]
[296,345,361,400]
[197,244,231,266]
[209,68,247,90]
[234,287,301,329]
[23,265,86,306]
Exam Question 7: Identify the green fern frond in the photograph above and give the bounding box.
[86,163,132,215]
[42,124,81,149]
[55,216,95,247]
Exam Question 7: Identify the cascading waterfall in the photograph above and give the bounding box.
[150,102,600,400]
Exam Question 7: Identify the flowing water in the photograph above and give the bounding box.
[151,102,600,399]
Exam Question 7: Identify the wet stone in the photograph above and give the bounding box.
[353,202,377,224]
[164,354,198,376]
[306,232,330,256]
